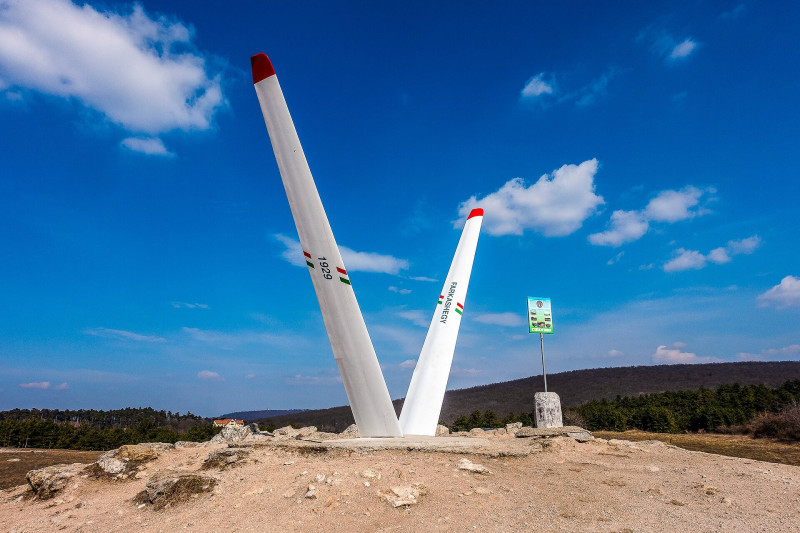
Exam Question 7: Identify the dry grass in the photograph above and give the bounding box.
[0,448,101,490]
[594,430,800,466]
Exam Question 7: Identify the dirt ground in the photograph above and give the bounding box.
[0,449,101,490]
[1,435,798,533]
[595,430,800,467]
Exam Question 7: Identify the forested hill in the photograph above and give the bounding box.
[217,409,306,420]
[254,361,800,432]
[437,361,800,422]
[0,407,207,432]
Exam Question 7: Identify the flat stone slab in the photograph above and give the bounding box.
[516,425,590,438]
[323,435,491,452]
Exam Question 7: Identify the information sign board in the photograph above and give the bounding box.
[527,297,553,334]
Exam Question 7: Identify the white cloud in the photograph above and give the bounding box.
[737,344,800,361]
[590,186,715,247]
[456,159,604,237]
[607,251,625,265]
[473,312,525,327]
[121,137,173,156]
[652,344,721,364]
[561,68,618,107]
[0,0,224,138]
[707,247,731,264]
[341,247,409,274]
[285,373,342,385]
[399,359,417,369]
[197,370,222,381]
[409,276,437,282]
[664,236,761,272]
[757,276,800,309]
[244,373,256,379]
[640,28,700,62]
[644,186,710,222]
[670,38,698,59]
[451,366,482,376]
[53,382,69,390]
[397,310,429,327]
[589,210,649,247]
[520,72,555,98]
[608,349,624,357]
[182,326,302,351]
[171,301,209,309]
[83,327,166,342]
[728,236,762,255]
[523,68,617,107]
[663,248,707,272]
[274,234,409,275]
[19,381,51,389]
[388,286,411,295]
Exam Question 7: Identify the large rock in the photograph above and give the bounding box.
[202,448,249,469]
[93,443,167,478]
[117,444,160,461]
[294,426,318,439]
[209,424,253,444]
[26,463,84,499]
[274,426,300,439]
[141,471,216,510]
[338,424,359,439]
[435,424,450,436]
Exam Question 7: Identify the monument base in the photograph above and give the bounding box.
[534,391,563,428]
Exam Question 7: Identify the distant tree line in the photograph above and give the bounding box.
[447,380,800,440]
[0,408,221,450]
[576,380,800,434]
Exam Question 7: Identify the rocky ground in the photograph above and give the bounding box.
[1,424,798,532]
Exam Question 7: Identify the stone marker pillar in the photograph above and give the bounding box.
[534,391,563,428]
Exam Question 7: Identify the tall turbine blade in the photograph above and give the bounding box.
[399,209,484,436]
[251,53,401,438]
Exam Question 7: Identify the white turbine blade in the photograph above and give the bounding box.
[399,208,484,436]
[251,53,401,437]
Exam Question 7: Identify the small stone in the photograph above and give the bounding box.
[457,458,492,475]
[282,489,295,498]
[515,427,537,438]
[474,487,491,495]
[305,490,317,499]
[505,422,523,435]
[315,474,326,483]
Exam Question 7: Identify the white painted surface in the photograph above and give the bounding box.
[400,212,483,436]
[253,72,401,437]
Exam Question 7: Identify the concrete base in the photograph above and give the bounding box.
[534,391,563,428]
[326,435,490,452]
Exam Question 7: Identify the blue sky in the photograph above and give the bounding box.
[1,0,798,416]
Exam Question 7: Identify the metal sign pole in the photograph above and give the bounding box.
[540,332,547,392]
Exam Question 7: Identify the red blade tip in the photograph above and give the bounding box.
[467,208,484,219]
[251,53,275,83]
